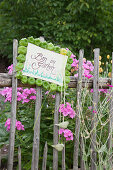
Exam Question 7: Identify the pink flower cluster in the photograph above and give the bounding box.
[7,64,13,75]
[0,87,36,103]
[90,89,110,94]
[5,118,24,131]
[59,128,73,141]
[71,54,94,79]
[59,102,75,119]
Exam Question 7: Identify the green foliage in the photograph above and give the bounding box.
[0,0,113,63]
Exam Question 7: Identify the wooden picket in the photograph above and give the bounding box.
[73,49,83,170]
[42,141,48,170]
[18,146,21,170]
[8,39,18,170]
[91,48,99,170]
[53,92,60,170]
[108,52,113,169]
[31,86,42,170]
[0,39,113,169]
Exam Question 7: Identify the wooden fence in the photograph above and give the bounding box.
[0,39,113,170]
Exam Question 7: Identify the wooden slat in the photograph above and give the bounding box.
[7,39,18,170]
[73,49,83,170]
[62,142,65,170]
[91,48,99,170]
[0,73,111,89]
[18,146,21,170]
[80,136,85,170]
[108,52,113,168]
[42,141,48,170]
[31,86,42,170]
[53,92,60,170]
[0,149,1,168]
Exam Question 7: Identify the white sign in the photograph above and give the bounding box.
[22,43,68,86]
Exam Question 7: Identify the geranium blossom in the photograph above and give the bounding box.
[71,53,94,79]
[59,102,75,119]
[0,87,36,103]
[59,128,73,141]
[5,118,24,131]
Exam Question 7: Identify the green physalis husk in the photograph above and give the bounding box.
[34,38,41,46]
[67,57,73,64]
[66,63,71,71]
[65,70,71,76]
[16,71,22,79]
[17,54,26,63]
[47,43,54,51]
[53,46,60,53]
[28,77,36,85]
[28,36,35,44]
[19,38,28,46]
[15,63,24,71]
[18,46,27,55]
[43,81,50,90]
[65,76,70,84]
[57,85,62,92]
[50,83,57,92]
[21,75,28,84]
[67,50,72,57]
[36,79,43,86]
[39,41,48,49]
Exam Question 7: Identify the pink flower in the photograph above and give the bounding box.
[58,128,64,135]
[45,91,50,95]
[88,106,92,111]
[16,120,24,130]
[62,108,69,117]
[59,103,75,119]
[93,110,97,113]
[107,84,113,87]
[59,128,73,141]
[5,119,24,131]
[5,118,11,131]
[52,95,55,99]
[7,64,13,75]
[22,99,30,104]
[29,96,36,100]
[59,104,65,112]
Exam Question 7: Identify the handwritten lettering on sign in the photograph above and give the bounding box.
[22,43,68,86]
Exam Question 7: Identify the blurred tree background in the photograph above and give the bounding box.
[0,0,113,64]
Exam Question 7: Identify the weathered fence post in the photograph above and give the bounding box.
[53,92,60,170]
[73,49,83,170]
[62,142,65,170]
[80,136,85,170]
[8,39,18,170]
[42,141,48,170]
[18,146,21,170]
[31,86,42,170]
[108,52,113,168]
[91,48,99,170]
[0,149,1,168]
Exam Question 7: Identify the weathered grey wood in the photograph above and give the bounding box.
[73,49,83,170]
[0,149,1,168]
[62,142,65,170]
[7,39,18,170]
[18,146,21,170]
[108,52,113,168]
[53,92,60,170]
[31,86,42,170]
[80,136,85,170]
[91,48,99,170]
[0,73,112,89]
[42,141,48,170]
